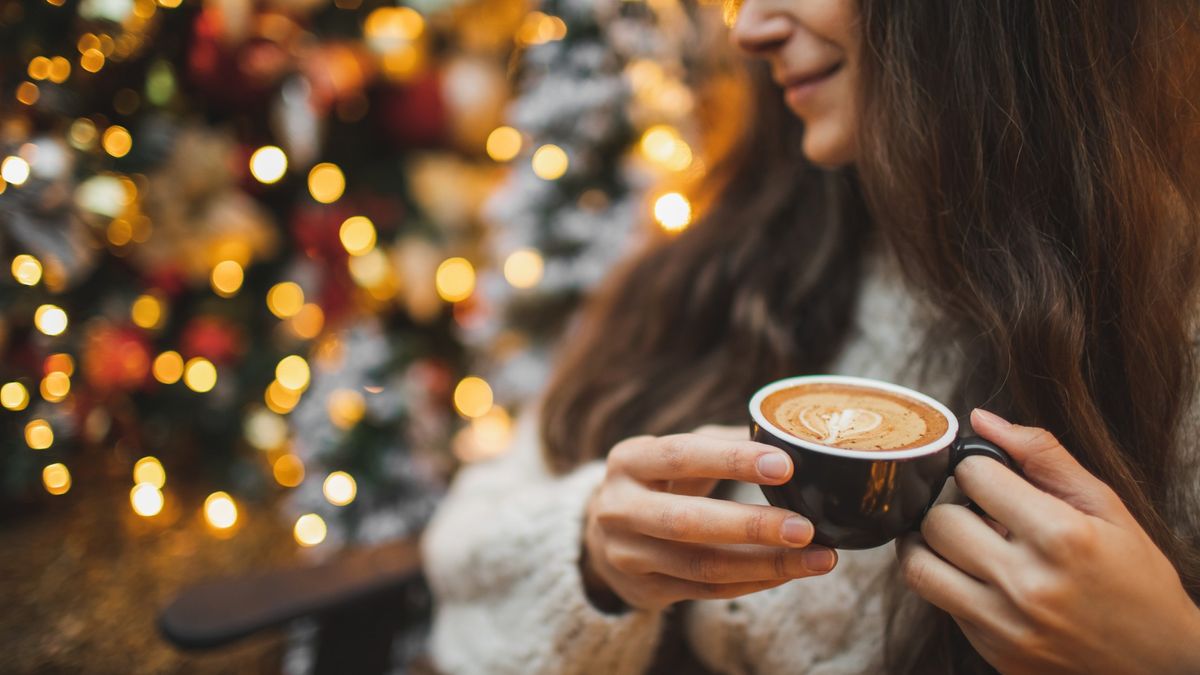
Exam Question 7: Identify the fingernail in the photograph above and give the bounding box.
[802,547,836,572]
[780,516,812,545]
[972,408,1010,428]
[757,453,790,479]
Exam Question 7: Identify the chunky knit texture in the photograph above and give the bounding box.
[421,251,1199,674]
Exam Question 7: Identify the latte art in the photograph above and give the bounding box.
[798,406,883,444]
[760,383,948,451]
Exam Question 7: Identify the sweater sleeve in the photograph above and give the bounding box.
[420,404,664,675]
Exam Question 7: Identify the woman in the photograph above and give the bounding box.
[422,1,1200,672]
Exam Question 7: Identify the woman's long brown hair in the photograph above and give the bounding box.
[538,1,1200,672]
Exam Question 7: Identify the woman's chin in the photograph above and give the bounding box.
[799,125,857,168]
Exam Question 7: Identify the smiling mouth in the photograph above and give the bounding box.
[781,62,843,89]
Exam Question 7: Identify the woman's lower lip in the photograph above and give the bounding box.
[784,66,841,107]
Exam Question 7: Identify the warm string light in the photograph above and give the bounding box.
[453,376,494,418]
[654,192,693,232]
[503,249,544,289]
[153,351,184,384]
[265,379,302,414]
[16,82,39,106]
[204,492,238,530]
[133,456,166,488]
[273,454,305,487]
[44,353,74,376]
[11,254,42,286]
[339,216,377,256]
[250,145,288,184]
[275,355,311,392]
[25,419,54,449]
[1,382,30,411]
[322,471,357,506]
[267,282,305,319]
[435,257,475,302]
[131,293,165,329]
[183,357,217,392]
[639,125,693,172]
[288,304,325,340]
[308,163,345,204]
[102,126,132,158]
[211,260,245,297]
[2,156,31,186]
[130,483,164,517]
[486,127,522,162]
[40,371,70,402]
[531,144,569,180]
[34,304,68,336]
[244,408,288,450]
[294,513,327,546]
[516,11,568,46]
[42,463,71,495]
[327,389,366,429]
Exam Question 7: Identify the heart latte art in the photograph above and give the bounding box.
[760,383,949,451]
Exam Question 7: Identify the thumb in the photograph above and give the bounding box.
[969,408,1129,522]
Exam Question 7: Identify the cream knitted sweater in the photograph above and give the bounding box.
[420,253,1200,674]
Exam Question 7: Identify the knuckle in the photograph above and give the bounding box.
[657,505,691,540]
[722,445,747,476]
[772,549,790,579]
[744,509,769,543]
[606,544,644,575]
[1011,572,1067,614]
[688,549,723,583]
[1037,516,1096,559]
[658,436,689,474]
[900,552,928,591]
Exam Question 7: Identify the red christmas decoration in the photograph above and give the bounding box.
[180,316,245,364]
[82,323,152,394]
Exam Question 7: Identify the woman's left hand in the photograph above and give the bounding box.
[897,408,1200,675]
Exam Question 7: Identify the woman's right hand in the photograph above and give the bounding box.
[581,427,838,612]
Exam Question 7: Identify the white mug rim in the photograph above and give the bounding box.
[748,375,960,460]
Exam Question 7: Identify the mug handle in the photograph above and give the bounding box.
[950,436,1013,471]
[949,436,1016,517]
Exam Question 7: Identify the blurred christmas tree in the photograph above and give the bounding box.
[0,0,527,548]
[461,0,738,443]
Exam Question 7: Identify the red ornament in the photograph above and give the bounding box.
[376,71,450,149]
[180,316,245,364]
[82,324,152,394]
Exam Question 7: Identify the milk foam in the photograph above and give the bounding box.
[761,384,948,451]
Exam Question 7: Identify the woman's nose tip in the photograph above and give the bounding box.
[730,11,791,55]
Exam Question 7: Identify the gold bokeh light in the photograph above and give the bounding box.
[294,513,327,546]
[131,293,164,329]
[35,304,68,336]
[41,372,70,402]
[130,483,164,517]
[204,491,238,530]
[531,144,569,180]
[486,127,522,162]
[249,146,288,184]
[275,355,311,392]
[267,281,305,319]
[153,351,184,384]
[273,454,305,487]
[653,192,692,232]
[133,456,166,488]
[183,357,217,393]
[102,125,132,158]
[435,257,475,303]
[308,163,345,204]
[43,463,71,496]
[322,471,357,506]
[211,260,245,297]
[1,382,30,411]
[339,216,377,256]
[25,419,54,449]
[503,249,544,289]
[453,376,494,419]
[12,254,43,286]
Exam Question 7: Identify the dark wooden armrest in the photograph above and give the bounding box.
[158,538,425,650]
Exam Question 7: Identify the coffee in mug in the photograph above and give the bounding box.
[749,375,1012,549]
[759,382,949,452]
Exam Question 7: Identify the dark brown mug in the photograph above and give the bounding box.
[749,375,1012,550]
